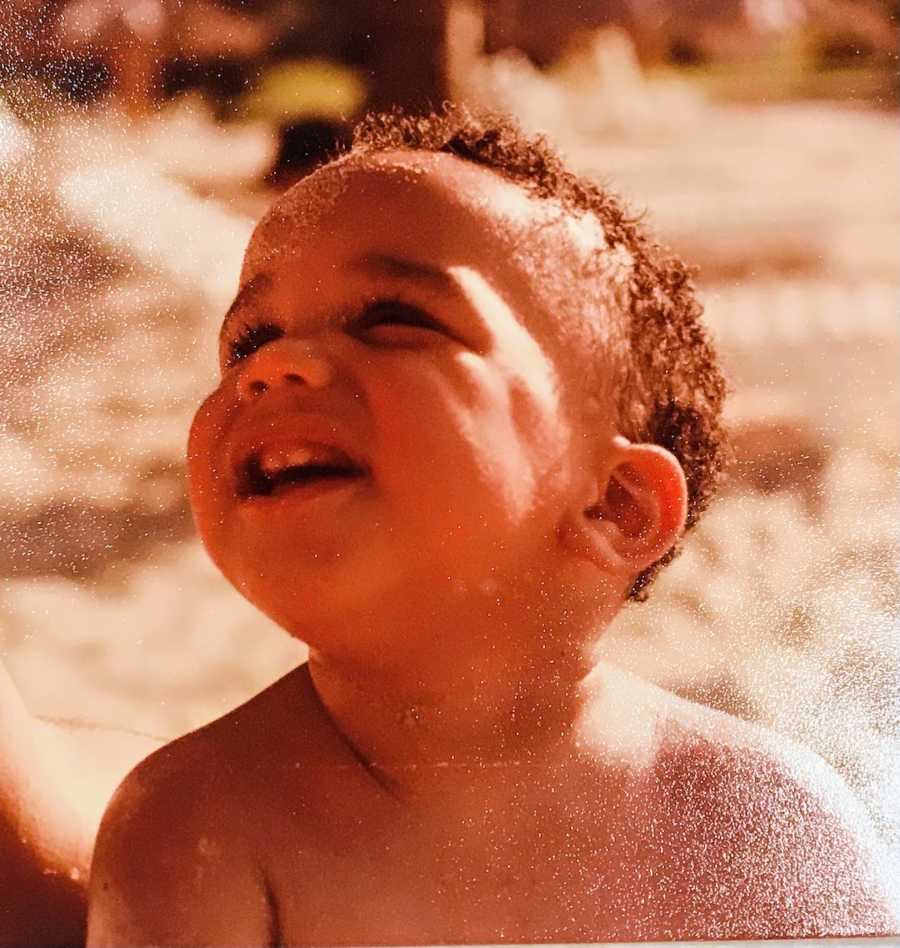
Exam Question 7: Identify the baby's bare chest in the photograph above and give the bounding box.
[262,787,684,944]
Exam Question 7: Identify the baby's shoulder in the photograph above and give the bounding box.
[609,667,898,935]
[647,677,866,833]
[588,661,866,815]
[105,664,340,820]
[87,666,334,944]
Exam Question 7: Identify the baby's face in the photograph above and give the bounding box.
[188,152,612,651]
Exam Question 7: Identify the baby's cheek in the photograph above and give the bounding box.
[449,352,563,454]
[503,352,569,479]
[186,387,232,507]
[509,370,563,441]
[187,393,218,474]
[449,358,558,521]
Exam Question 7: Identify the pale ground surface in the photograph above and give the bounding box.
[0,84,897,883]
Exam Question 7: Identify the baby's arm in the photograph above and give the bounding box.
[1,664,85,947]
[87,736,274,947]
[0,663,161,947]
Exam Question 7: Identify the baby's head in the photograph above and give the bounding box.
[188,106,727,661]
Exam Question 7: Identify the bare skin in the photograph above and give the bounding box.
[0,665,159,947]
[88,152,897,945]
[89,664,896,945]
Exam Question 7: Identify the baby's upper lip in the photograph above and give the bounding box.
[226,413,369,491]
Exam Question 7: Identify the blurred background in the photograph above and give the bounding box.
[0,0,897,855]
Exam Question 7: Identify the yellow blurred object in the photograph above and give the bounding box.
[238,59,367,124]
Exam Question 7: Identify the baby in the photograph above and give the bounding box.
[87,107,897,945]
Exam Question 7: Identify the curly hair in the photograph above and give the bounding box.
[349,104,729,601]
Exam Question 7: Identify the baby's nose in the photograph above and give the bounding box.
[237,341,334,400]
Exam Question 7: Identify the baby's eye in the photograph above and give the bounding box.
[227,322,284,366]
[354,300,447,339]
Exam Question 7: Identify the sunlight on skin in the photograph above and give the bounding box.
[82,152,900,945]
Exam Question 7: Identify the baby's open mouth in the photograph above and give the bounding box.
[237,443,366,499]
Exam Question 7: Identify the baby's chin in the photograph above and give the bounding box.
[220,543,417,623]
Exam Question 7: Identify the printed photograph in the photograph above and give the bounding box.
[0,1,897,945]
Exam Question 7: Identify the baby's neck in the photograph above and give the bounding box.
[306,603,607,800]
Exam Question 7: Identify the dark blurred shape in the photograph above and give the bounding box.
[2,0,897,118]
[467,0,898,69]
[0,491,193,582]
[55,0,167,115]
[354,0,449,112]
[815,33,876,68]
[728,418,828,516]
[803,0,897,67]
[484,0,520,54]
[1,0,274,115]
[2,0,452,123]
[483,0,639,65]
[44,53,112,103]
[266,118,352,189]
[161,56,251,112]
[0,2,57,86]
[667,37,707,67]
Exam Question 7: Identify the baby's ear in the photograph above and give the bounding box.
[560,436,687,578]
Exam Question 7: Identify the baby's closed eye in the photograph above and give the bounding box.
[222,298,455,371]
[353,299,451,342]
[227,322,285,366]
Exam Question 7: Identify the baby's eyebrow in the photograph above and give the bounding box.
[219,255,478,342]
[351,253,462,298]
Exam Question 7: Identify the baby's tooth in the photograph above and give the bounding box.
[285,447,314,468]
[259,445,313,474]
[259,451,282,475]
